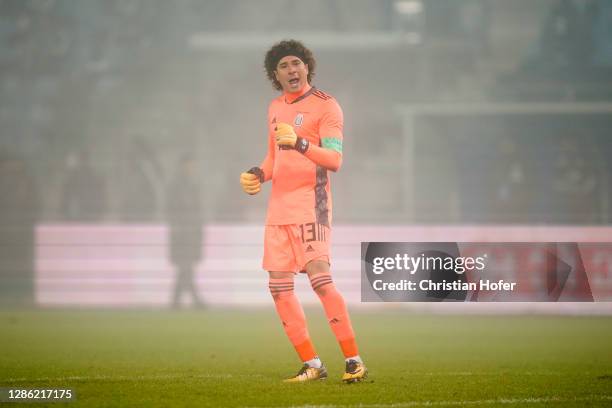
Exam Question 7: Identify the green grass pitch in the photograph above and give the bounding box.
[1,309,611,407]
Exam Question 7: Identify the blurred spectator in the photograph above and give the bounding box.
[166,154,204,308]
[120,137,165,221]
[60,150,107,221]
[592,0,612,67]
[551,137,599,223]
[539,0,597,70]
[0,153,39,307]
[514,0,603,78]
[489,139,530,223]
[495,0,609,101]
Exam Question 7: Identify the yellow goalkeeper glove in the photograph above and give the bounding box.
[240,167,263,195]
[275,122,309,153]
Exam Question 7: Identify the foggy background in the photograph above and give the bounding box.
[1,0,611,308]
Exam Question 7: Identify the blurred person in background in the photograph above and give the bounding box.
[552,136,599,223]
[592,0,612,68]
[60,149,107,221]
[120,136,165,221]
[517,0,599,78]
[490,139,530,223]
[496,0,607,100]
[166,153,204,309]
[540,0,597,71]
[0,153,39,307]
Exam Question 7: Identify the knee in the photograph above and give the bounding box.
[306,260,329,276]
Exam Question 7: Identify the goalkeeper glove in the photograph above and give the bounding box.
[240,167,264,195]
[275,123,309,153]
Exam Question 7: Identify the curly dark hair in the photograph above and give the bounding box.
[264,39,316,91]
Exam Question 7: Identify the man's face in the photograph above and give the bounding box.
[274,55,309,93]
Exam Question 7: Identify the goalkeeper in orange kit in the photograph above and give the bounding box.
[240,40,367,383]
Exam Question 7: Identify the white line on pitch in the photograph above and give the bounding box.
[412,371,566,376]
[261,395,612,408]
[0,371,579,383]
[0,373,263,383]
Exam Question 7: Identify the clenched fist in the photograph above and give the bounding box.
[275,122,297,148]
[240,168,263,195]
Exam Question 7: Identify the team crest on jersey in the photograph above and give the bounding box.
[294,113,304,127]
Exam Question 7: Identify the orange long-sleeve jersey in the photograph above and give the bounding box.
[260,85,343,226]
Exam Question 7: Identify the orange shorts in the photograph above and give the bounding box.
[262,222,331,273]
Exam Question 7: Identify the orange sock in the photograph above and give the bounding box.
[309,272,359,358]
[269,276,317,362]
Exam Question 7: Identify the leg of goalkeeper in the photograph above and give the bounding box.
[268,271,318,363]
[306,261,360,360]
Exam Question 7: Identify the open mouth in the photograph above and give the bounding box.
[288,78,299,86]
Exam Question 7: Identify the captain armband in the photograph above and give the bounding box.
[321,137,342,153]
